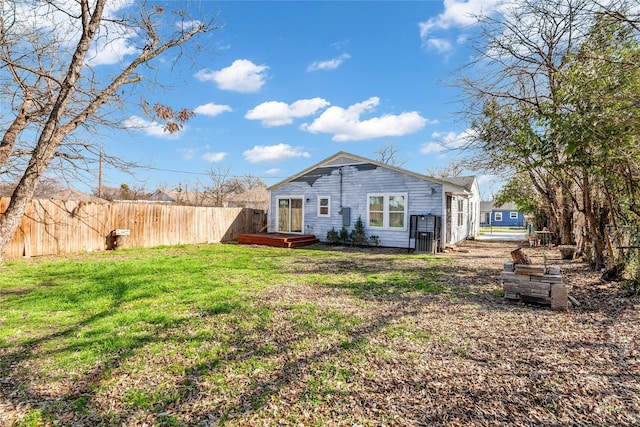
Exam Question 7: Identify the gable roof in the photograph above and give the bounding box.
[148,189,176,203]
[480,201,519,211]
[444,176,477,193]
[148,190,216,206]
[225,186,269,204]
[148,188,268,207]
[480,201,493,212]
[36,188,107,203]
[268,151,474,193]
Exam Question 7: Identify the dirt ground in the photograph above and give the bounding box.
[241,239,640,426]
[1,239,638,426]
[428,239,640,425]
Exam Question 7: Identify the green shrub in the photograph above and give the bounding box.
[327,216,379,246]
[326,228,340,244]
[338,226,350,244]
[349,217,367,246]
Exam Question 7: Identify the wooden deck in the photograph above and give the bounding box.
[237,233,320,248]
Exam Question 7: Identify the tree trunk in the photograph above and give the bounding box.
[0,0,106,260]
[582,176,606,270]
[0,1,212,259]
[0,133,64,258]
[0,97,32,168]
[544,185,563,244]
[559,188,575,245]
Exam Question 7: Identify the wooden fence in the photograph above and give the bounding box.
[0,197,267,259]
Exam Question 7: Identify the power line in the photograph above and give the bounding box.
[143,165,286,180]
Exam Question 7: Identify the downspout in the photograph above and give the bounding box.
[338,167,343,214]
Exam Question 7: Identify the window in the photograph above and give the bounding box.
[495,212,503,222]
[510,211,518,219]
[318,196,330,217]
[457,199,464,226]
[367,194,407,230]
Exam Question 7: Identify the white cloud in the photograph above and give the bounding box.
[307,53,351,71]
[301,97,428,142]
[245,98,330,127]
[477,174,503,199]
[194,102,232,117]
[86,31,139,65]
[177,20,202,31]
[420,129,473,154]
[12,0,138,66]
[419,142,444,155]
[181,148,197,160]
[123,115,183,140]
[265,168,280,174]
[195,59,268,93]
[419,0,503,38]
[477,174,497,186]
[427,38,453,54]
[331,39,350,50]
[456,34,469,44]
[243,144,310,163]
[202,152,227,162]
[419,0,504,55]
[89,1,139,65]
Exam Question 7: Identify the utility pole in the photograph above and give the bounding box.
[98,149,103,199]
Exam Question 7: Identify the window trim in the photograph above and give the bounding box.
[367,193,408,231]
[494,212,503,222]
[509,211,518,219]
[457,199,464,227]
[317,196,330,217]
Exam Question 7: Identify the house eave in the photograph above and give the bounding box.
[268,151,470,193]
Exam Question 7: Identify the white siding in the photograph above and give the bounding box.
[445,193,480,244]
[467,182,481,238]
[269,164,444,248]
[450,195,467,244]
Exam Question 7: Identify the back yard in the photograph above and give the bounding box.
[0,240,638,426]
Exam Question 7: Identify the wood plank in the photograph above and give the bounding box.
[551,284,568,310]
[546,265,561,275]
[0,197,266,259]
[503,261,515,272]
[238,233,319,248]
[514,264,547,276]
[510,248,531,264]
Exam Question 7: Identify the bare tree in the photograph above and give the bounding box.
[240,173,267,191]
[425,161,465,179]
[172,179,214,206]
[98,183,149,201]
[206,163,234,207]
[456,0,600,247]
[457,0,640,271]
[0,0,218,258]
[33,177,66,197]
[374,142,406,167]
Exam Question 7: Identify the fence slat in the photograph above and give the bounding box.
[0,198,266,259]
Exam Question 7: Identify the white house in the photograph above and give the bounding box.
[267,152,480,251]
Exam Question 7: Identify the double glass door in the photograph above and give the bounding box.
[278,198,303,233]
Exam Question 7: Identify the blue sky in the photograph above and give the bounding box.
[94,1,502,198]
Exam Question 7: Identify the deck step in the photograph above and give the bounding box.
[286,237,320,248]
[237,233,319,248]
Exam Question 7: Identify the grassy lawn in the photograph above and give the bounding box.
[1,242,638,426]
[479,226,527,234]
[0,244,448,426]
